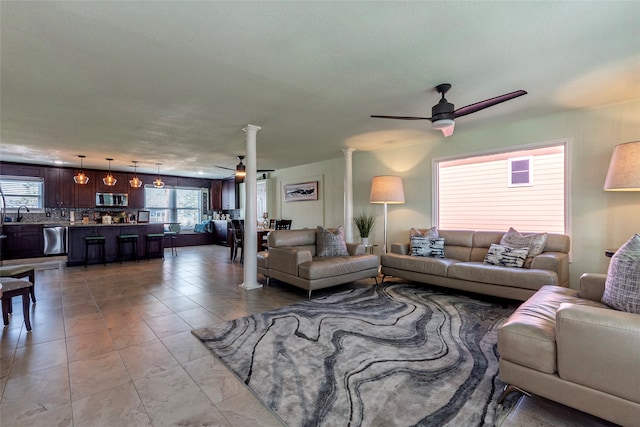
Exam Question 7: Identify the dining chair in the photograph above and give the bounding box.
[231,219,244,263]
[275,219,292,230]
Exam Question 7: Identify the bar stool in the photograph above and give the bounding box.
[146,233,165,260]
[1,278,34,331]
[164,231,177,256]
[84,236,106,267]
[117,234,139,263]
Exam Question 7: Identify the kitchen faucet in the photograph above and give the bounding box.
[17,205,30,222]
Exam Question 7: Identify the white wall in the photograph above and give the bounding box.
[269,158,345,230]
[274,99,640,288]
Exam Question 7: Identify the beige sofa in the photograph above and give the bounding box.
[380,229,570,301]
[497,275,640,426]
[257,229,379,298]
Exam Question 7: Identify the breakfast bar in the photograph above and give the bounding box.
[66,223,165,266]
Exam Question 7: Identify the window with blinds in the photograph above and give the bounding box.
[435,142,566,234]
[0,176,45,210]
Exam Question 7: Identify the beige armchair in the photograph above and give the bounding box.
[497,274,640,426]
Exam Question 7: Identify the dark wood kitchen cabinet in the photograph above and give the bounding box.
[0,224,44,260]
[210,180,222,210]
[221,179,236,209]
[44,167,74,208]
[127,173,146,209]
[73,170,96,208]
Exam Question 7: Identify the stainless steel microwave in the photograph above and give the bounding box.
[96,193,128,207]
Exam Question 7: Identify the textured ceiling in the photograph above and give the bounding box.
[1,1,639,178]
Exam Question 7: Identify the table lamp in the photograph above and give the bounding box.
[604,141,640,191]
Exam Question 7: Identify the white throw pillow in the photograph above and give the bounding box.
[500,227,547,268]
[410,237,445,258]
[483,243,529,268]
[602,233,640,314]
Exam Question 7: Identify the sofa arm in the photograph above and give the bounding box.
[268,247,313,276]
[556,303,640,403]
[347,243,365,256]
[578,273,607,301]
[390,243,409,255]
[530,252,569,285]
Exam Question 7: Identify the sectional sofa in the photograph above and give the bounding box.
[380,229,570,301]
[257,228,379,298]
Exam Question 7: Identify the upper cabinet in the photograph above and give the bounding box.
[73,170,96,208]
[127,173,146,209]
[210,180,222,210]
[44,167,74,208]
[221,179,237,209]
[0,163,44,177]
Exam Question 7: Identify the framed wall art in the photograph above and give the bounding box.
[284,181,318,202]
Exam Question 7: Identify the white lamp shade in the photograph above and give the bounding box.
[604,141,640,191]
[370,175,405,204]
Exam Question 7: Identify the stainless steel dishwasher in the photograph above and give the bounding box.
[43,225,68,255]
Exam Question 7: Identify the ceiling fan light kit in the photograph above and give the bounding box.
[371,83,527,137]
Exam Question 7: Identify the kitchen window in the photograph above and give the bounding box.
[145,186,205,229]
[0,176,45,211]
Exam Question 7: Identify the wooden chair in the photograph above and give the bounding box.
[275,219,292,230]
[231,219,244,263]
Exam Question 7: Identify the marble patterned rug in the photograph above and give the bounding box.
[193,283,518,426]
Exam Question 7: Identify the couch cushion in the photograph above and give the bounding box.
[498,285,608,374]
[316,226,349,257]
[268,229,316,248]
[298,255,378,280]
[448,262,558,290]
[500,227,548,268]
[483,243,529,268]
[410,237,444,258]
[602,233,640,314]
[380,253,458,277]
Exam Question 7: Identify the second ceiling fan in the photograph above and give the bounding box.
[371,83,527,137]
[216,156,274,183]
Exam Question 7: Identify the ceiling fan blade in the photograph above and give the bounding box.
[257,169,275,173]
[371,115,431,120]
[215,165,235,171]
[453,90,527,119]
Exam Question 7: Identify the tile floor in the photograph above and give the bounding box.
[0,245,616,426]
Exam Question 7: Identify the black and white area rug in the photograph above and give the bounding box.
[192,283,519,427]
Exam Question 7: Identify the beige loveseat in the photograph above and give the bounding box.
[497,275,640,426]
[380,229,570,301]
[257,229,379,298]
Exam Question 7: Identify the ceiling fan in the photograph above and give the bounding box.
[215,156,274,183]
[371,83,527,137]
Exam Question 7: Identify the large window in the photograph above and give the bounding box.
[145,186,205,229]
[0,176,45,211]
[434,142,567,234]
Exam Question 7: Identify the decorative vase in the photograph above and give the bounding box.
[361,237,369,245]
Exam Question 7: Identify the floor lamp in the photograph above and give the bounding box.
[370,175,405,253]
[604,141,640,192]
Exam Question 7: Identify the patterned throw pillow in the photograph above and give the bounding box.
[409,227,439,252]
[483,243,529,268]
[500,227,548,268]
[410,237,445,258]
[316,226,349,257]
[602,234,640,314]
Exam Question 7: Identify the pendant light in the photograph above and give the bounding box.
[129,161,143,188]
[103,158,117,186]
[73,155,90,185]
[153,163,165,188]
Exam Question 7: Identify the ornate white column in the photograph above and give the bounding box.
[343,148,355,242]
[240,124,262,290]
